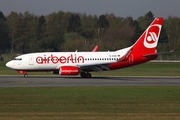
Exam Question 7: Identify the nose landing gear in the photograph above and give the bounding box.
[17,71,28,77]
[24,73,28,77]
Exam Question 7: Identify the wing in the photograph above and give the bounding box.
[78,48,133,72]
[78,62,111,72]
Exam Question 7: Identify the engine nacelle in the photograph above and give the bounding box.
[59,66,79,75]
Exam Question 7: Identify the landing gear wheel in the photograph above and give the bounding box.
[80,72,87,78]
[87,73,91,78]
[24,74,28,77]
[80,72,92,78]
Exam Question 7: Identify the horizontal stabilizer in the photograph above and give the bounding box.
[143,51,173,57]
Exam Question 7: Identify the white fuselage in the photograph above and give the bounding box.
[6,47,130,71]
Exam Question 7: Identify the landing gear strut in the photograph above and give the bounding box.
[80,72,92,78]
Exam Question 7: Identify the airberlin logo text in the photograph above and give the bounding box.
[36,54,84,64]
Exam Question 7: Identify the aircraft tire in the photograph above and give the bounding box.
[87,73,92,78]
[80,72,87,78]
[24,74,28,77]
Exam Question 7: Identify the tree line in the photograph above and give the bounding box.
[0,11,180,57]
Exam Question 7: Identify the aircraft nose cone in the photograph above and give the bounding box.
[6,61,12,68]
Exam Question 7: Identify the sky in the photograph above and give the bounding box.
[1,0,180,20]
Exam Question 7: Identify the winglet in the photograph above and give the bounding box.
[92,45,99,52]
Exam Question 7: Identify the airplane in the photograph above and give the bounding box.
[6,17,164,78]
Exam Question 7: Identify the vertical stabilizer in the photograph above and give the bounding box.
[132,18,163,54]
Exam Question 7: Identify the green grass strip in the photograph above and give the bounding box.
[0,86,180,119]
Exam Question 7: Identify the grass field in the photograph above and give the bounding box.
[1,61,180,76]
[0,86,180,120]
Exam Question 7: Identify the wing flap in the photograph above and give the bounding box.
[79,63,110,72]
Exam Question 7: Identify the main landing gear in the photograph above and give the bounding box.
[80,72,92,78]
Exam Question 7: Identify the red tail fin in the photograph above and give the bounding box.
[132,18,163,54]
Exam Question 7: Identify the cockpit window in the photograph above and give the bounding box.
[14,58,22,61]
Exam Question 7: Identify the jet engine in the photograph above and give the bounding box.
[59,66,79,75]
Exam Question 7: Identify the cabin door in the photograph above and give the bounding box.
[29,55,34,65]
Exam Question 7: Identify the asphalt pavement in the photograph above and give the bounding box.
[0,75,180,87]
